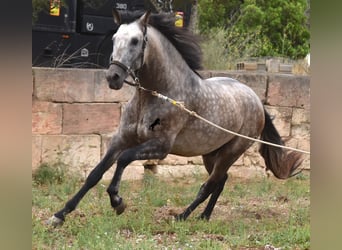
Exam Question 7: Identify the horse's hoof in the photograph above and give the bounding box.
[46,215,64,227]
[114,199,127,215]
[197,214,210,221]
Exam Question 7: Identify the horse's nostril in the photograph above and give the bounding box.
[112,73,120,81]
[106,72,120,83]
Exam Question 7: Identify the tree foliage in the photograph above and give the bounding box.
[32,0,49,24]
[32,0,70,24]
[198,0,310,59]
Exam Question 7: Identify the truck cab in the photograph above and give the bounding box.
[32,0,193,68]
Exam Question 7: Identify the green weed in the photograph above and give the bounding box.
[32,170,310,249]
[32,162,67,185]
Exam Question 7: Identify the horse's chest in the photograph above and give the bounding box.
[135,115,160,140]
[134,105,181,141]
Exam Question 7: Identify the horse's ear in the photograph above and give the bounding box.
[138,10,151,27]
[112,8,121,25]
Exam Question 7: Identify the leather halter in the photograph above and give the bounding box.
[109,25,148,87]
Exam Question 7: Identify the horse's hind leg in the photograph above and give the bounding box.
[176,137,252,221]
[175,151,225,221]
[191,150,227,220]
[175,177,220,221]
[199,173,228,220]
[200,137,254,220]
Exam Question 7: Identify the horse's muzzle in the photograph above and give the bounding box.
[106,73,122,90]
[105,65,127,90]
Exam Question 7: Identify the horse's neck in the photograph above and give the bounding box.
[139,28,200,93]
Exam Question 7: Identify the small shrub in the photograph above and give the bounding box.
[33,162,67,185]
[201,27,230,70]
[201,26,265,70]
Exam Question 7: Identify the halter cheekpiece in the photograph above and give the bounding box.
[109,24,148,87]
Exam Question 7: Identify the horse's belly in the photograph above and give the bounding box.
[170,124,236,156]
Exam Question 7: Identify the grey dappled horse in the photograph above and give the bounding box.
[48,10,303,226]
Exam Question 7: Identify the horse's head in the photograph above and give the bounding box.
[106,10,150,90]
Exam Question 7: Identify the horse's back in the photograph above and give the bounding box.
[204,77,258,97]
[200,76,264,116]
[170,76,264,156]
[203,76,265,131]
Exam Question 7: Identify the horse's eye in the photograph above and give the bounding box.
[131,38,139,46]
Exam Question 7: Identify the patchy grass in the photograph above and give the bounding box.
[32,164,310,249]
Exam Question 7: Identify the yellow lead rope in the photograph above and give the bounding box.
[148,89,310,155]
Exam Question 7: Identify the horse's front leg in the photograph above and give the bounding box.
[106,138,170,215]
[47,136,125,227]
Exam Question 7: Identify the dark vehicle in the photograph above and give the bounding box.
[32,0,193,68]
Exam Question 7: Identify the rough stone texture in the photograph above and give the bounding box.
[63,103,121,134]
[159,154,188,165]
[230,165,267,179]
[40,135,101,177]
[240,144,265,169]
[187,156,204,165]
[32,101,62,134]
[33,67,96,103]
[297,138,310,170]
[155,165,207,178]
[98,163,145,181]
[266,59,280,73]
[291,124,310,138]
[32,135,42,171]
[264,105,292,137]
[143,155,203,169]
[290,108,310,169]
[233,154,244,166]
[292,108,310,125]
[33,67,135,104]
[267,74,310,109]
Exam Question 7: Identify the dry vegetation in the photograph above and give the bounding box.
[32,164,310,249]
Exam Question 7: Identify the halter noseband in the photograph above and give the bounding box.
[109,24,148,87]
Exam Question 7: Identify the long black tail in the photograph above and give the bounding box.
[259,109,303,179]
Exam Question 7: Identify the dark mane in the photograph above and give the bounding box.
[119,11,203,71]
[148,13,203,71]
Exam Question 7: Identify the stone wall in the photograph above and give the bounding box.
[32,67,310,180]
